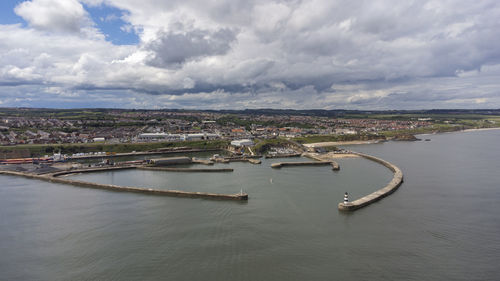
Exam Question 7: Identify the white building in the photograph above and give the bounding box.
[137,133,182,142]
[231,139,254,147]
[138,133,220,142]
[93,137,105,142]
[335,129,357,135]
[183,133,220,141]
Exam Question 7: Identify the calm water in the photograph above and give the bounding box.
[1,130,499,280]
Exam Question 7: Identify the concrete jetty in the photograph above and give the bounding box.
[0,166,247,201]
[338,152,403,211]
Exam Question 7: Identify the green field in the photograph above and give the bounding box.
[0,140,229,158]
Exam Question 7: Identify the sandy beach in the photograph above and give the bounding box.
[304,152,359,160]
[461,127,500,133]
[303,140,381,148]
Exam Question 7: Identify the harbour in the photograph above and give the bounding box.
[1,130,499,280]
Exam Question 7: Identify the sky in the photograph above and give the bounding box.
[0,0,499,110]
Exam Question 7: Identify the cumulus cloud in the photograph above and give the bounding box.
[14,0,93,33]
[1,0,500,109]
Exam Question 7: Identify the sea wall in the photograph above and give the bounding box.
[338,152,403,211]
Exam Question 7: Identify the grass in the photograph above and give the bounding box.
[0,140,229,158]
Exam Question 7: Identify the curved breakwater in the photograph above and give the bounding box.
[338,152,404,211]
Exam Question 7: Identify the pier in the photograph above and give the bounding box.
[338,152,403,211]
[0,165,247,201]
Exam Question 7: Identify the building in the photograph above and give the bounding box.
[183,133,220,141]
[137,133,182,142]
[148,157,192,166]
[231,139,254,147]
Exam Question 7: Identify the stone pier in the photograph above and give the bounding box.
[338,152,403,211]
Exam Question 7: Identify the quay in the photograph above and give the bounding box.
[0,165,247,201]
[338,152,403,211]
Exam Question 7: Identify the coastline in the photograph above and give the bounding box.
[418,126,500,136]
[306,126,500,147]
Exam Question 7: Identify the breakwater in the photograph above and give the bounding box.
[0,166,247,201]
[338,152,403,211]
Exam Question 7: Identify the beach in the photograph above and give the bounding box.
[303,140,381,148]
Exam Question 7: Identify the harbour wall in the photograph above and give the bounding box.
[338,152,403,211]
[0,166,247,201]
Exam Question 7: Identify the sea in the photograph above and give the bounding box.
[1,129,499,280]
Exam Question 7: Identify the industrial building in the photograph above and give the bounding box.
[147,157,192,166]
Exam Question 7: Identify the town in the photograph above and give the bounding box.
[0,108,440,145]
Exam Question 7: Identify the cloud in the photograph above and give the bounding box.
[1,0,500,109]
[145,27,237,67]
[14,0,93,34]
